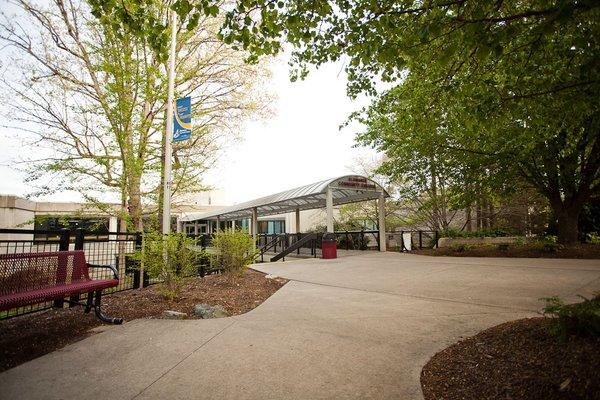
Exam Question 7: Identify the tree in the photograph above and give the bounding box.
[1,0,271,230]
[87,1,600,243]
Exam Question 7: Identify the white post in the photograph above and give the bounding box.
[326,186,334,232]
[252,207,258,248]
[378,191,386,252]
[161,11,177,235]
[295,208,301,233]
[216,216,220,232]
[108,216,118,241]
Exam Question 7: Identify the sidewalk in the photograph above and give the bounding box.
[1,253,598,399]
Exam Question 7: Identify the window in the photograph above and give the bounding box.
[258,219,285,234]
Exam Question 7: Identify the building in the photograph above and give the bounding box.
[180,175,389,251]
[0,191,225,239]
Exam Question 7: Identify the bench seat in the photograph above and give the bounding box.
[0,278,118,312]
[0,250,123,323]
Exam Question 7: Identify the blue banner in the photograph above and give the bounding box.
[173,97,192,142]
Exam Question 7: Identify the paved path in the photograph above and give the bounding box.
[1,253,599,399]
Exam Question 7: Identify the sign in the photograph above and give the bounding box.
[173,96,192,142]
[337,176,377,190]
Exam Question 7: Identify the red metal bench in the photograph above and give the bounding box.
[0,250,123,324]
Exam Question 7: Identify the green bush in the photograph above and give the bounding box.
[450,243,473,252]
[515,237,526,246]
[542,294,600,340]
[135,231,201,299]
[586,232,600,244]
[440,228,513,238]
[539,235,564,252]
[210,229,258,275]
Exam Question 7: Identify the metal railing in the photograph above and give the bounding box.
[187,229,439,263]
[0,228,143,319]
[270,233,319,262]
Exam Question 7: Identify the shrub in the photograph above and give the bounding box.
[541,294,600,340]
[210,229,258,275]
[440,228,513,238]
[540,235,564,252]
[136,231,201,299]
[450,243,473,252]
[586,232,600,244]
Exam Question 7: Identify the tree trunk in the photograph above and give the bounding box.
[430,159,440,230]
[476,198,482,230]
[128,171,144,231]
[466,206,472,231]
[556,208,580,245]
[157,109,167,233]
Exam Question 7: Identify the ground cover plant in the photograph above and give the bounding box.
[0,269,287,372]
[542,294,600,341]
[416,241,600,259]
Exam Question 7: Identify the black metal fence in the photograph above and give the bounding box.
[254,230,438,254]
[192,229,439,262]
[1,227,439,318]
[0,228,143,319]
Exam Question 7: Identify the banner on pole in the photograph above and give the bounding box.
[173,96,192,142]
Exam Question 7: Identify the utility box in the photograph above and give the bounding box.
[322,233,337,259]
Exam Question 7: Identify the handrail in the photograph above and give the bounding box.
[270,233,318,262]
[258,234,286,262]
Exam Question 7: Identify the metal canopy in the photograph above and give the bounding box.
[180,175,389,222]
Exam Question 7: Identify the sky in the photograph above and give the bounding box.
[203,58,379,204]
[0,0,380,206]
[0,54,380,206]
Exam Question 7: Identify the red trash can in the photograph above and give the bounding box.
[321,233,337,259]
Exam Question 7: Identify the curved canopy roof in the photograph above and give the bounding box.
[180,175,389,222]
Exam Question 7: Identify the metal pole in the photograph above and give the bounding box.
[378,191,387,252]
[326,186,334,232]
[162,11,177,235]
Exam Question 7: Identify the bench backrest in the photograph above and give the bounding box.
[0,250,89,296]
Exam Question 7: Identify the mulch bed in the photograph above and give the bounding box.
[421,317,600,400]
[415,243,600,259]
[0,268,287,373]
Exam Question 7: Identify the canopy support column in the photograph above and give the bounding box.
[378,191,386,252]
[295,208,301,233]
[252,207,258,248]
[216,216,220,232]
[326,187,334,232]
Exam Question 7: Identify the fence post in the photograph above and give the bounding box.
[68,228,85,307]
[400,230,404,252]
[419,231,423,249]
[133,232,144,289]
[54,229,71,308]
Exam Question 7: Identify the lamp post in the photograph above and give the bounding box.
[162,11,177,235]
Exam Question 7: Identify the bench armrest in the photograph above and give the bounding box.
[86,263,119,280]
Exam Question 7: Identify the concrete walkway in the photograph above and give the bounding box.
[1,253,599,399]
